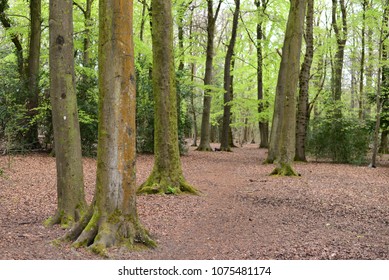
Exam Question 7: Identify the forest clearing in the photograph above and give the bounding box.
[1,143,389,260]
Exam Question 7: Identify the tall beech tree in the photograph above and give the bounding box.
[65,0,155,254]
[220,0,240,151]
[331,0,347,104]
[267,0,307,175]
[137,0,197,194]
[255,0,269,148]
[295,0,314,162]
[25,0,42,147]
[197,0,223,151]
[48,0,86,226]
[370,0,389,168]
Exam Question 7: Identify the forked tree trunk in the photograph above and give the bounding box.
[137,0,198,195]
[47,0,86,227]
[65,0,155,255]
[267,0,306,175]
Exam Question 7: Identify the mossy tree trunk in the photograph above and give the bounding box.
[137,0,198,195]
[295,0,314,162]
[65,0,155,255]
[197,0,222,152]
[267,0,306,176]
[48,0,86,227]
[220,0,240,152]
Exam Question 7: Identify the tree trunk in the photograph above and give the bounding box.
[84,0,93,67]
[65,0,155,255]
[220,0,240,151]
[197,0,222,151]
[331,0,347,105]
[47,0,86,227]
[379,130,388,154]
[370,0,388,168]
[255,0,269,149]
[137,0,198,195]
[295,0,314,162]
[190,63,198,147]
[358,0,367,119]
[24,0,42,148]
[267,0,306,175]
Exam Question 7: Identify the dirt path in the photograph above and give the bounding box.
[1,144,389,259]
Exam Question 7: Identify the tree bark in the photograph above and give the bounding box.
[220,0,240,151]
[255,0,269,148]
[267,0,306,175]
[295,0,314,162]
[137,0,198,195]
[65,0,155,255]
[370,0,388,168]
[197,0,222,151]
[47,0,86,227]
[24,0,42,148]
[331,0,347,104]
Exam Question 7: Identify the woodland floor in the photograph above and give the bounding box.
[1,143,389,260]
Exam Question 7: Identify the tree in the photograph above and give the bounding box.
[370,0,389,167]
[47,0,86,227]
[65,0,155,255]
[25,0,42,147]
[197,0,223,151]
[255,0,269,148]
[295,0,314,162]
[220,0,240,151]
[331,0,347,105]
[73,0,95,68]
[137,0,198,194]
[267,0,307,175]
[0,0,23,77]
[0,0,42,148]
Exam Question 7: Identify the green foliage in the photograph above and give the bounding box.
[75,67,99,157]
[307,114,373,164]
[0,63,31,152]
[136,60,154,154]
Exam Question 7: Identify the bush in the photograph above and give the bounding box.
[307,115,372,164]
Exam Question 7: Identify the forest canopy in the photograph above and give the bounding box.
[0,0,388,165]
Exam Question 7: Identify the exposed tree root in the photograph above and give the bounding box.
[137,172,199,195]
[45,205,85,229]
[63,204,156,257]
[270,163,299,176]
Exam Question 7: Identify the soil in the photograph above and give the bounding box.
[1,143,389,260]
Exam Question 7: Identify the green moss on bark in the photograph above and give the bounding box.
[270,163,299,176]
[137,170,198,195]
